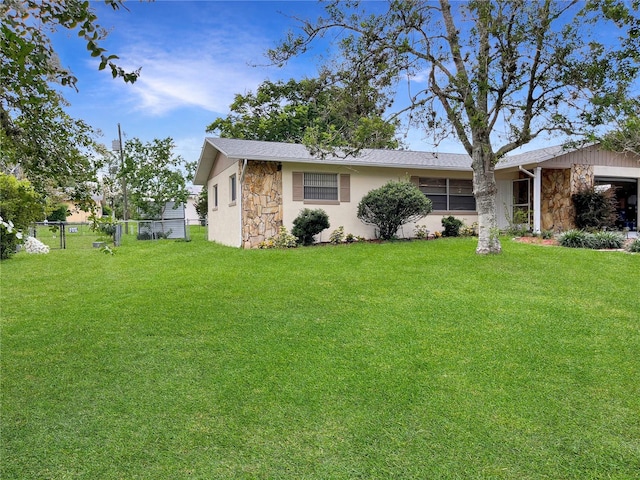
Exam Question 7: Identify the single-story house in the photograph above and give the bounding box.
[193,138,640,248]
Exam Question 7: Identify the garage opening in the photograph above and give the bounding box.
[595,177,638,231]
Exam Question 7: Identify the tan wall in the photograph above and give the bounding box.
[65,201,98,223]
[281,163,478,242]
[207,157,241,247]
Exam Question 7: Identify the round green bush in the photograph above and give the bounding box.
[441,215,464,237]
[292,208,330,245]
[357,181,432,240]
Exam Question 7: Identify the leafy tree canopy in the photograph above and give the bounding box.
[598,107,640,156]
[207,77,400,155]
[268,0,640,253]
[1,0,139,200]
[120,137,193,220]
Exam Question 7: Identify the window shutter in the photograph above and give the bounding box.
[410,176,420,186]
[292,172,303,201]
[340,174,350,202]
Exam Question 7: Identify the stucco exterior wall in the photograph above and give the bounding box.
[207,158,241,247]
[281,163,480,242]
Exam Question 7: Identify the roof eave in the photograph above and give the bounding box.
[193,139,217,185]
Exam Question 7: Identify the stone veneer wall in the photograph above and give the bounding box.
[241,161,283,248]
[570,164,594,194]
[540,165,594,232]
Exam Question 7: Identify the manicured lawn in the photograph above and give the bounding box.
[2,229,639,479]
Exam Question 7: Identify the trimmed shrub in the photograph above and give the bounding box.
[329,226,345,244]
[258,226,298,249]
[357,181,432,240]
[292,209,330,245]
[572,187,618,230]
[590,231,625,249]
[558,229,591,248]
[441,215,464,237]
[628,238,640,253]
[559,230,625,249]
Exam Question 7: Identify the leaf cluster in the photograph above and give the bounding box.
[194,187,208,219]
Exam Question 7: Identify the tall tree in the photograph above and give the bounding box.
[120,138,192,220]
[269,0,640,254]
[207,77,400,154]
[1,0,139,199]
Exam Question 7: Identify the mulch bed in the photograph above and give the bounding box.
[513,236,559,246]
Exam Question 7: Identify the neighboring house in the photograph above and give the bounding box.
[64,193,103,223]
[138,201,188,239]
[193,138,640,248]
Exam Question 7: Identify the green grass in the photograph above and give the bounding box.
[2,229,639,479]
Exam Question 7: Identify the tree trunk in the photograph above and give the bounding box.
[472,146,501,254]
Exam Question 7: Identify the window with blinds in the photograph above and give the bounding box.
[303,173,339,201]
[418,177,476,211]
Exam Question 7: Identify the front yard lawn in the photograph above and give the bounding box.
[1,232,639,479]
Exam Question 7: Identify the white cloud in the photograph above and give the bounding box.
[120,42,272,115]
[112,8,308,117]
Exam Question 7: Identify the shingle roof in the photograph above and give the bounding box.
[495,144,573,168]
[205,137,473,169]
[194,137,575,185]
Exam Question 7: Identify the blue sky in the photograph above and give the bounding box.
[53,1,356,167]
[51,0,632,174]
[53,0,469,170]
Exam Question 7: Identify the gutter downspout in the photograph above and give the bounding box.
[518,166,542,233]
[239,159,248,247]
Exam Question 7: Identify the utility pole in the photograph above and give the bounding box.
[114,124,129,234]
